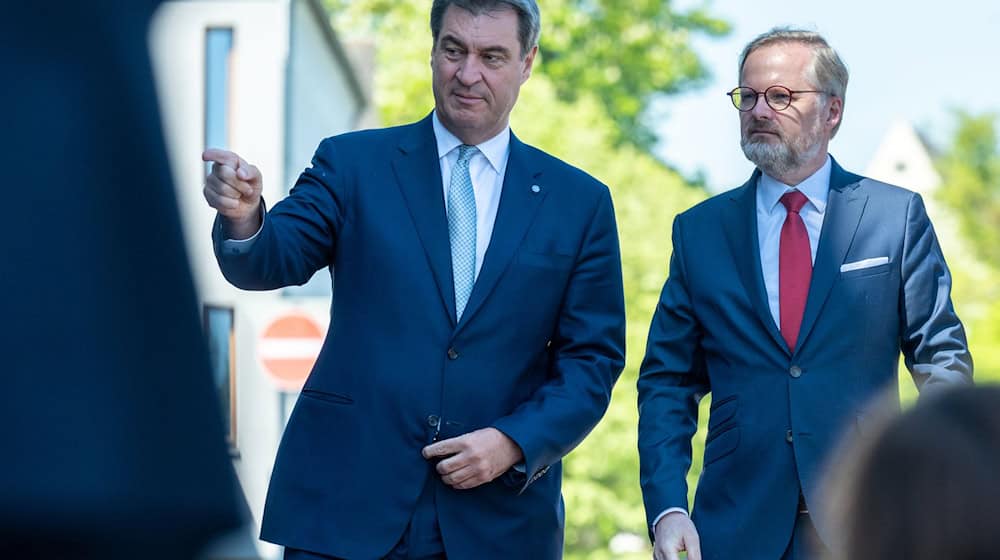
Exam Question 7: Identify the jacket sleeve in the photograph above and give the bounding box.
[491,187,627,491]
[899,193,973,391]
[637,214,709,531]
[212,137,350,290]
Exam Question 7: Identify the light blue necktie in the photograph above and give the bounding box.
[448,145,477,321]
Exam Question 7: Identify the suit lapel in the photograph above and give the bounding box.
[795,159,868,353]
[722,171,788,353]
[390,116,457,325]
[456,133,546,331]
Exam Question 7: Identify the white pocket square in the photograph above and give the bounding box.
[840,256,889,273]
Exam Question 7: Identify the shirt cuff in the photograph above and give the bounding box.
[652,507,689,531]
[220,205,265,255]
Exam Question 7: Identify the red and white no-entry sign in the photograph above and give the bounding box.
[258,312,326,391]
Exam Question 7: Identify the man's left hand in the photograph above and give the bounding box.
[422,428,524,490]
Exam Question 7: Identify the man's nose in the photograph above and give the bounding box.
[750,92,776,120]
[455,57,483,85]
[750,93,775,119]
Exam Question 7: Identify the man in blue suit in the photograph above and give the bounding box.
[202,1,625,558]
[637,28,972,560]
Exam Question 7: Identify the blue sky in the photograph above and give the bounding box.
[654,0,1000,192]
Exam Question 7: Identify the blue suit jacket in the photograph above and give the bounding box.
[637,159,972,559]
[215,115,626,559]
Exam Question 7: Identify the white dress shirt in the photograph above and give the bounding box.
[222,112,511,275]
[432,111,509,280]
[756,155,831,328]
[652,156,833,530]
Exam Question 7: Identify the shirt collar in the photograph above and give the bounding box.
[432,110,510,173]
[757,155,832,215]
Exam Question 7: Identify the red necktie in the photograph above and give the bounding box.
[779,190,811,352]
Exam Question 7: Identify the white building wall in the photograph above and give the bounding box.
[285,0,364,188]
[149,2,366,557]
[151,1,289,271]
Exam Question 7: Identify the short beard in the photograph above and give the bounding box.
[741,117,824,181]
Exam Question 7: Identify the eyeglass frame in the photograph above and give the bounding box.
[726,85,829,112]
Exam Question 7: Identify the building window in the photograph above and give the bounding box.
[204,304,237,452]
[205,27,233,163]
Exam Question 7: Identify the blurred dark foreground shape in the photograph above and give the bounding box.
[824,385,1000,560]
[1,2,243,558]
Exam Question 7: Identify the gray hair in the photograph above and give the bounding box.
[430,0,541,58]
[739,27,849,135]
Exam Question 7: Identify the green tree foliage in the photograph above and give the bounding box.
[327,0,728,148]
[323,2,727,556]
[936,111,1000,381]
[937,111,1000,269]
[533,1,728,149]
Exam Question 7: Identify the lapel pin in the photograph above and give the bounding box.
[531,184,541,193]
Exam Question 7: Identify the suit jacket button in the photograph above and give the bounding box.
[447,348,459,360]
[427,415,440,428]
[789,365,802,378]
[786,429,794,443]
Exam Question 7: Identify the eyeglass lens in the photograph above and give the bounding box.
[731,86,794,111]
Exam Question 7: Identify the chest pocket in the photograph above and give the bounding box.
[840,262,891,279]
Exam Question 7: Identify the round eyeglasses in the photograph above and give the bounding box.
[727,85,827,112]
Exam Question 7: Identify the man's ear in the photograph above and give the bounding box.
[521,45,538,84]
[826,95,843,131]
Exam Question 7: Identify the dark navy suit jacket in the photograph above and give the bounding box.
[637,159,972,560]
[214,115,626,559]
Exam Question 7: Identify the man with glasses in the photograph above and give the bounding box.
[638,28,971,560]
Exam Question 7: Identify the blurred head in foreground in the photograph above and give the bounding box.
[825,386,1000,560]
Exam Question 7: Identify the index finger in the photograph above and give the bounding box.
[422,437,463,459]
[235,155,259,183]
[202,148,239,168]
